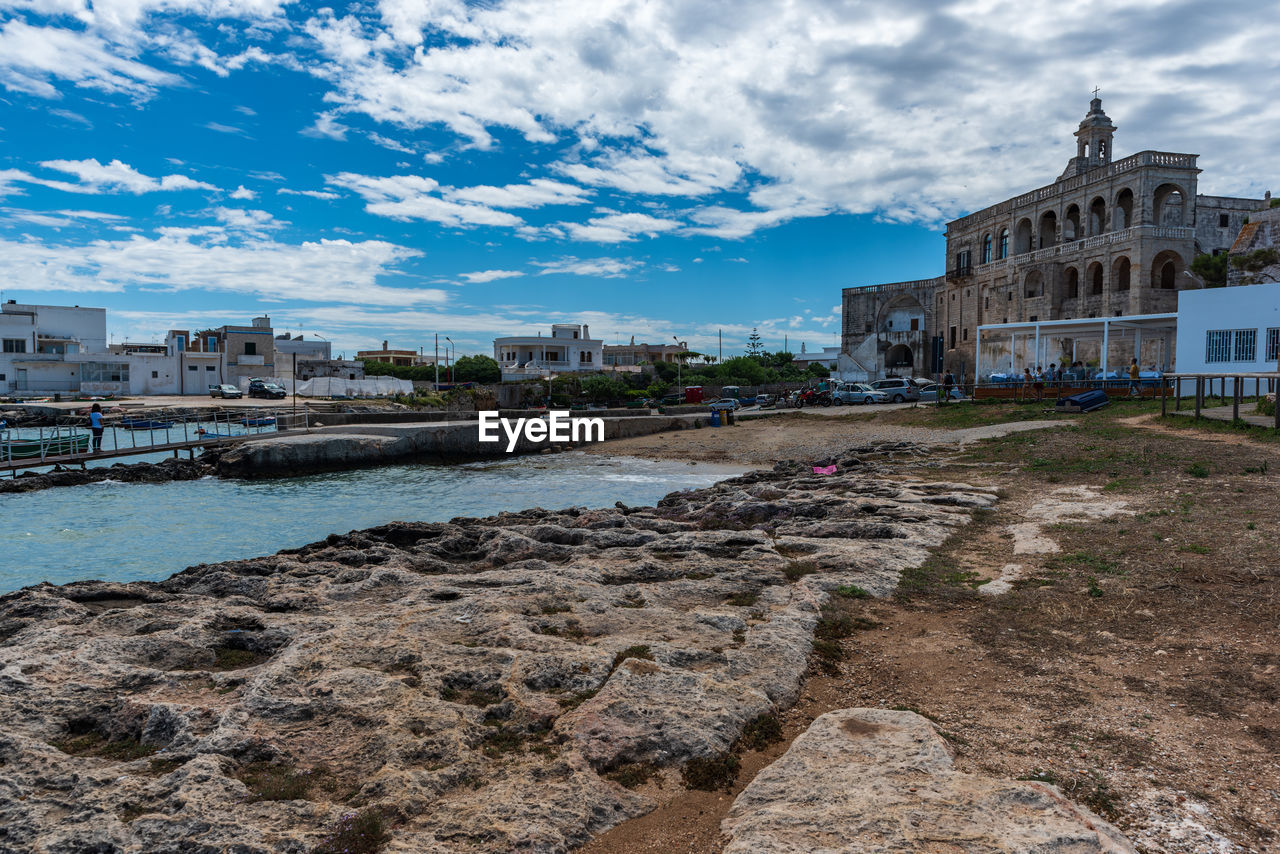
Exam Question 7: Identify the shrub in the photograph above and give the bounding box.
[781,561,819,582]
[681,752,740,791]
[737,714,783,751]
[312,809,390,854]
[611,645,654,670]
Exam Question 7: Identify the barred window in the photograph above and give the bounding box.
[1267,328,1280,362]
[1234,329,1256,362]
[1205,330,1232,363]
[82,362,130,382]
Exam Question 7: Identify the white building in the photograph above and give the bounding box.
[1174,282,1280,395]
[275,334,332,361]
[494,324,604,381]
[0,300,231,396]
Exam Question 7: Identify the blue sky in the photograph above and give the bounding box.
[1,0,1277,359]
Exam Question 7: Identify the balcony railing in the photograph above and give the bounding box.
[969,226,1196,271]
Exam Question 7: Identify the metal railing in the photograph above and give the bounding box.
[1,406,311,471]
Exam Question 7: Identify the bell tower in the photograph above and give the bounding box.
[1074,93,1116,167]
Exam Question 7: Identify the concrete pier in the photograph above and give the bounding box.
[214,414,700,477]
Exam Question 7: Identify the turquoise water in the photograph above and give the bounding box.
[0,454,744,593]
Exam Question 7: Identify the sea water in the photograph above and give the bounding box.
[0,454,744,593]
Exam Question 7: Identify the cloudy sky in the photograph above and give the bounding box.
[2,0,1277,359]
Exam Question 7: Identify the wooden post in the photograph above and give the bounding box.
[1233,377,1240,421]
[1161,376,1167,417]
[1195,377,1202,419]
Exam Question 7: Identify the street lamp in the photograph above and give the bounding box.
[673,335,682,401]
[445,336,454,384]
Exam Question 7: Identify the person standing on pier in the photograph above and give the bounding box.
[89,403,104,453]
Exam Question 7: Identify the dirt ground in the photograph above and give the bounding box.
[581,403,1280,854]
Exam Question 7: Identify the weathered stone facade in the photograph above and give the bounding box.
[843,99,1267,380]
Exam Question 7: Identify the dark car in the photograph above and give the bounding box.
[248,379,286,399]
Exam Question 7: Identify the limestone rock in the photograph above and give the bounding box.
[0,444,998,852]
[722,708,1136,854]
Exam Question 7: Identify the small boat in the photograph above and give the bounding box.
[241,416,276,427]
[120,418,174,430]
[196,428,240,439]
[2,432,91,459]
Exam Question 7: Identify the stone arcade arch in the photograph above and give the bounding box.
[1089,197,1107,235]
[886,343,913,368]
[1154,184,1188,227]
[1116,188,1134,230]
[1064,266,1080,299]
[1151,249,1184,289]
[1014,218,1034,255]
[1038,210,1058,248]
[1113,256,1131,292]
[1088,261,1104,295]
[1064,204,1081,241]
[1024,270,1044,298]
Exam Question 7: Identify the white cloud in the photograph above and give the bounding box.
[277,187,340,200]
[303,112,349,140]
[532,256,638,278]
[447,179,590,209]
[9,158,219,195]
[212,206,282,232]
[296,0,1280,234]
[2,207,127,228]
[0,229,438,305]
[459,269,524,284]
[0,19,178,98]
[205,121,249,135]
[229,185,257,200]
[328,172,524,227]
[561,211,682,243]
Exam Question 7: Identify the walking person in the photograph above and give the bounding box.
[942,369,955,405]
[1128,358,1141,397]
[1022,367,1033,402]
[1033,366,1045,402]
[88,403,104,453]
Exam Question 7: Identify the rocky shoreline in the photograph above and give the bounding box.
[0,442,1132,853]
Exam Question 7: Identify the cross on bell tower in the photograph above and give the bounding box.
[1074,93,1116,168]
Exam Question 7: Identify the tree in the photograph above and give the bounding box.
[1190,253,1228,288]
[745,328,766,360]
[452,354,501,384]
[580,374,628,403]
[806,362,831,378]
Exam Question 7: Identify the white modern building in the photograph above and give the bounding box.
[1174,282,1280,395]
[1,301,108,394]
[494,324,604,381]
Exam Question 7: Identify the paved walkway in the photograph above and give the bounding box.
[1169,403,1278,429]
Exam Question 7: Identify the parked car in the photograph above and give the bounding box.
[756,393,776,409]
[248,379,287,399]
[870,378,921,403]
[708,398,740,411]
[208,384,243,399]
[832,383,888,405]
[918,383,968,402]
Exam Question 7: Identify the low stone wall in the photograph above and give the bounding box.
[215,414,699,477]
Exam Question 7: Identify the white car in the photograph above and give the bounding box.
[708,398,740,411]
[832,383,888,405]
[870,378,921,403]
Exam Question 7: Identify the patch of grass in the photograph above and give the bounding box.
[616,594,647,609]
[1247,522,1257,530]
[681,752,740,791]
[440,686,502,707]
[479,726,528,757]
[51,732,157,762]
[810,638,845,674]
[146,757,186,775]
[833,584,871,599]
[556,687,600,710]
[539,602,571,615]
[237,761,316,802]
[1050,552,1122,576]
[814,612,855,640]
[1087,578,1105,598]
[1186,462,1210,478]
[1179,543,1211,555]
[736,713,784,751]
[725,590,759,607]
[611,644,654,670]
[312,808,391,854]
[781,560,819,582]
[604,762,660,789]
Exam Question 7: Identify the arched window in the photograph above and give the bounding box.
[1115,257,1131,292]
[1161,262,1176,289]
[982,234,992,264]
[1065,267,1079,299]
[1089,263,1104,295]
[1014,218,1033,255]
[998,228,1009,259]
[1089,197,1107,235]
[1116,189,1134,230]
[1064,204,1081,241]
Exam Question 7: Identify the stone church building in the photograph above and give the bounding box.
[841,98,1267,380]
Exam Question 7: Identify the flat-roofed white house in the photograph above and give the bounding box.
[1174,282,1280,395]
[494,324,604,381]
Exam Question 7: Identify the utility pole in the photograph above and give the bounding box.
[434,333,439,388]
[673,335,682,400]
[445,336,453,384]
[718,329,722,364]
[291,352,297,420]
